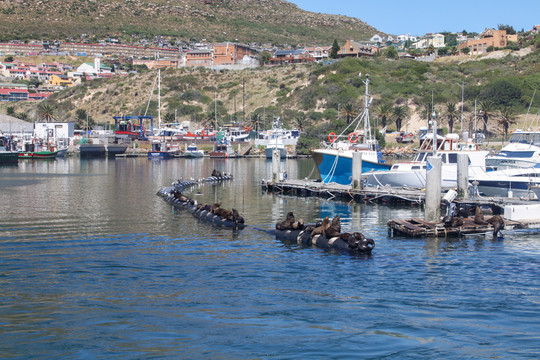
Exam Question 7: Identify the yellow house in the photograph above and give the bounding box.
[49,74,73,87]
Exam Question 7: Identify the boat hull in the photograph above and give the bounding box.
[19,151,58,159]
[311,149,390,185]
[107,144,128,157]
[183,151,204,158]
[0,152,19,165]
[79,144,106,157]
[148,151,173,159]
[265,147,286,159]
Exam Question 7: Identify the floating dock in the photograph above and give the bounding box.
[262,179,426,205]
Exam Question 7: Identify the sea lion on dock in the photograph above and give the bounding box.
[211,169,222,177]
[474,206,488,225]
[325,216,341,238]
[487,215,505,238]
[276,212,295,230]
[292,218,304,230]
[210,202,222,214]
[311,216,330,237]
[232,208,244,224]
[451,217,464,227]
[214,207,232,219]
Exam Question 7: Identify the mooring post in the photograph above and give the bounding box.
[272,149,280,182]
[425,156,442,223]
[457,153,469,199]
[352,152,363,189]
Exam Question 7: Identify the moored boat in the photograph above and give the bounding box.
[209,140,237,158]
[485,130,540,170]
[148,141,174,159]
[311,74,390,185]
[0,134,18,165]
[183,143,204,158]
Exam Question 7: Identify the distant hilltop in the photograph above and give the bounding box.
[0,0,379,46]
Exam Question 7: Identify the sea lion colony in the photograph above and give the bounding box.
[440,205,504,238]
[172,190,245,225]
[275,213,375,250]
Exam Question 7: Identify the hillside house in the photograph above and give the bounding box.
[268,49,315,65]
[49,74,73,87]
[338,40,374,57]
[185,50,213,67]
[0,88,29,101]
[458,29,517,55]
[213,43,259,66]
[304,46,331,61]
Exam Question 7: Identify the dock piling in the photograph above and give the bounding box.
[352,152,363,189]
[457,153,469,199]
[272,149,280,182]
[425,156,442,222]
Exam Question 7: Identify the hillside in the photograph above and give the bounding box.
[0,0,379,45]
[5,47,539,143]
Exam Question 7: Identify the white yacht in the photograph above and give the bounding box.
[183,143,204,158]
[486,130,540,170]
[363,133,489,189]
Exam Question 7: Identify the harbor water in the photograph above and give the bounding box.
[1,157,539,359]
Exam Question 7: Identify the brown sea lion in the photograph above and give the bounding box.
[276,212,295,230]
[474,206,488,225]
[211,169,222,177]
[441,215,453,228]
[292,218,304,230]
[325,216,341,238]
[487,215,505,238]
[214,207,232,219]
[451,217,464,227]
[232,209,244,224]
[311,216,330,237]
[210,202,222,214]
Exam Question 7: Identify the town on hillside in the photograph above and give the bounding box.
[0,24,538,102]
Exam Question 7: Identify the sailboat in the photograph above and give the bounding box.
[147,69,176,159]
[310,73,390,185]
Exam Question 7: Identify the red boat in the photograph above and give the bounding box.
[181,128,216,141]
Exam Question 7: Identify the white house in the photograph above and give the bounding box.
[370,34,384,43]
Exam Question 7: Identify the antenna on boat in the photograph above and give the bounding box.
[461,82,464,135]
[523,89,537,130]
[158,69,161,130]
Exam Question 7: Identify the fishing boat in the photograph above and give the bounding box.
[363,132,489,189]
[209,140,237,158]
[0,134,18,165]
[18,143,58,159]
[181,128,216,141]
[183,143,204,158]
[148,140,174,159]
[256,118,289,159]
[310,74,390,185]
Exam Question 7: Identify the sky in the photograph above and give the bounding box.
[288,0,539,36]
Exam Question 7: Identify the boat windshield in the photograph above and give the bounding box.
[509,132,540,146]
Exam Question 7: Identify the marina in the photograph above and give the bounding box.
[1,156,540,359]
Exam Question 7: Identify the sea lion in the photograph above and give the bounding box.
[325,216,341,238]
[474,206,488,225]
[209,202,222,214]
[276,212,295,230]
[211,169,222,177]
[441,215,453,228]
[292,218,304,230]
[311,216,330,237]
[451,217,464,227]
[487,215,505,238]
[214,207,232,219]
[457,207,470,218]
[232,208,244,224]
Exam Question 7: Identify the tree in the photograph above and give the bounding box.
[75,108,95,130]
[498,24,516,34]
[384,46,398,59]
[341,103,356,125]
[294,115,310,132]
[462,47,470,55]
[443,102,459,133]
[376,103,392,128]
[6,106,15,116]
[498,106,516,140]
[479,100,495,135]
[4,56,13,62]
[479,79,522,107]
[38,103,55,122]
[427,44,436,55]
[437,47,448,56]
[449,46,458,55]
[329,39,340,59]
[392,105,409,131]
[163,112,175,123]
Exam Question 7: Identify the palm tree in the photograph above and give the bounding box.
[38,103,55,122]
[498,106,516,140]
[376,103,392,128]
[449,46,458,55]
[294,115,309,132]
[163,112,175,123]
[444,102,459,133]
[427,44,436,55]
[479,100,495,136]
[341,103,356,125]
[392,105,409,132]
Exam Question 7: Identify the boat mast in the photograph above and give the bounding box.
[158,69,161,130]
[362,73,373,150]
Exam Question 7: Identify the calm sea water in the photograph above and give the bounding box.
[1,157,539,359]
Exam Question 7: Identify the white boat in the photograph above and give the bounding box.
[310,74,390,185]
[0,134,19,165]
[265,136,287,159]
[470,165,540,199]
[363,132,489,189]
[183,143,204,158]
[485,130,540,170]
[221,126,251,142]
[258,118,290,159]
[209,140,237,158]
